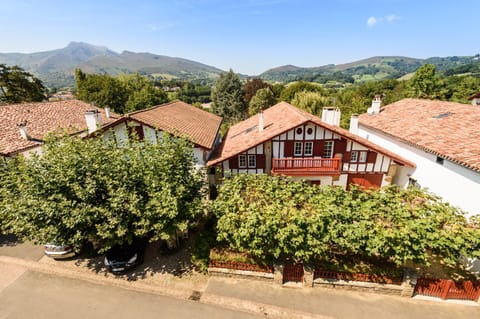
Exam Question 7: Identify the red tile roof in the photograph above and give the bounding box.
[358,98,480,173]
[101,101,222,150]
[0,100,117,156]
[208,101,415,167]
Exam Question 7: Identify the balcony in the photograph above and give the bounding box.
[271,157,341,176]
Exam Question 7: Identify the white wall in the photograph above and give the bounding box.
[358,126,480,217]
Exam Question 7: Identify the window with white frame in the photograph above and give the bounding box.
[358,151,367,163]
[351,151,358,162]
[323,141,334,158]
[304,142,313,156]
[238,154,247,168]
[294,142,303,156]
[248,154,256,168]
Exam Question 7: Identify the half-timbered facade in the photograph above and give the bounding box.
[208,102,414,189]
[92,100,222,167]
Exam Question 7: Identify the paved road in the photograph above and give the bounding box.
[206,277,480,319]
[0,234,44,261]
[0,264,263,319]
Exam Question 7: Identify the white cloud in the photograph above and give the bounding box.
[367,14,400,27]
[367,16,378,27]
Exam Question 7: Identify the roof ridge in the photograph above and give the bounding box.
[127,100,184,116]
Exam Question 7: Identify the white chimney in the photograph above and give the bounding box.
[321,107,341,126]
[349,114,359,135]
[85,110,102,134]
[367,95,382,114]
[258,111,264,131]
[17,122,29,140]
[105,106,111,119]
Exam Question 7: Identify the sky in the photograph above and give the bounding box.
[0,0,478,75]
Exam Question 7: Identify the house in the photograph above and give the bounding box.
[207,101,414,189]
[0,100,115,158]
[93,100,222,167]
[353,97,480,217]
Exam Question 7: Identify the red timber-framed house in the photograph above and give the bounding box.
[90,101,222,168]
[207,102,414,189]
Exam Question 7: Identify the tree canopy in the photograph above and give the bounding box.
[248,87,276,116]
[213,174,480,266]
[0,134,204,252]
[0,64,46,104]
[211,69,246,123]
[75,69,168,114]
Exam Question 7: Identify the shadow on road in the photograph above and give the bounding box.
[0,234,23,247]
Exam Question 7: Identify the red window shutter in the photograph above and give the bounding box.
[229,157,238,169]
[344,151,351,162]
[334,139,347,155]
[367,151,377,163]
[257,154,266,169]
[284,141,294,157]
[313,141,324,156]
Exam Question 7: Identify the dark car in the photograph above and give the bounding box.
[104,239,147,274]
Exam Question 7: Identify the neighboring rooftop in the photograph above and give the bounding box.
[358,98,480,173]
[208,101,414,167]
[106,100,222,150]
[0,100,116,156]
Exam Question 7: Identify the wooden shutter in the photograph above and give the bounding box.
[343,151,351,162]
[229,156,238,169]
[313,141,324,156]
[333,139,347,155]
[256,154,266,169]
[284,141,294,157]
[367,151,377,163]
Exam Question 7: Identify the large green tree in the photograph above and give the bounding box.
[0,134,204,252]
[248,87,276,116]
[243,78,271,104]
[75,69,168,114]
[213,174,480,265]
[408,64,446,99]
[290,91,330,116]
[0,64,46,104]
[211,69,246,122]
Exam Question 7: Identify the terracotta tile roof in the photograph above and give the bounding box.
[105,101,222,150]
[0,100,117,156]
[358,98,480,173]
[208,102,415,167]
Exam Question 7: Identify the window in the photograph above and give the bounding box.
[248,155,256,168]
[296,127,303,135]
[351,151,358,162]
[304,142,313,156]
[294,142,303,156]
[238,154,246,168]
[358,151,367,163]
[350,151,367,162]
[323,141,334,158]
[436,156,444,165]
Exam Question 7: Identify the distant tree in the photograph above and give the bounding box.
[211,69,247,122]
[248,88,276,116]
[243,78,271,104]
[118,74,168,112]
[0,64,46,104]
[290,91,330,116]
[75,69,168,114]
[279,81,324,102]
[408,64,446,99]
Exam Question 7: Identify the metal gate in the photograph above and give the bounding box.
[283,263,304,284]
[415,278,480,302]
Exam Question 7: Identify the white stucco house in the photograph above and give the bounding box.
[91,100,222,168]
[351,97,480,218]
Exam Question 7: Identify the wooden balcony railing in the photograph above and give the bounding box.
[271,157,341,176]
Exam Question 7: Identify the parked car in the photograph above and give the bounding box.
[104,239,147,274]
[44,243,75,259]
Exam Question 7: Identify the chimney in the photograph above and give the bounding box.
[349,114,359,135]
[84,110,102,134]
[321,107,341,126]
[17,121,30,140]
[367,95,382,114]
[258,111,264,131]
[105,106,111,119]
